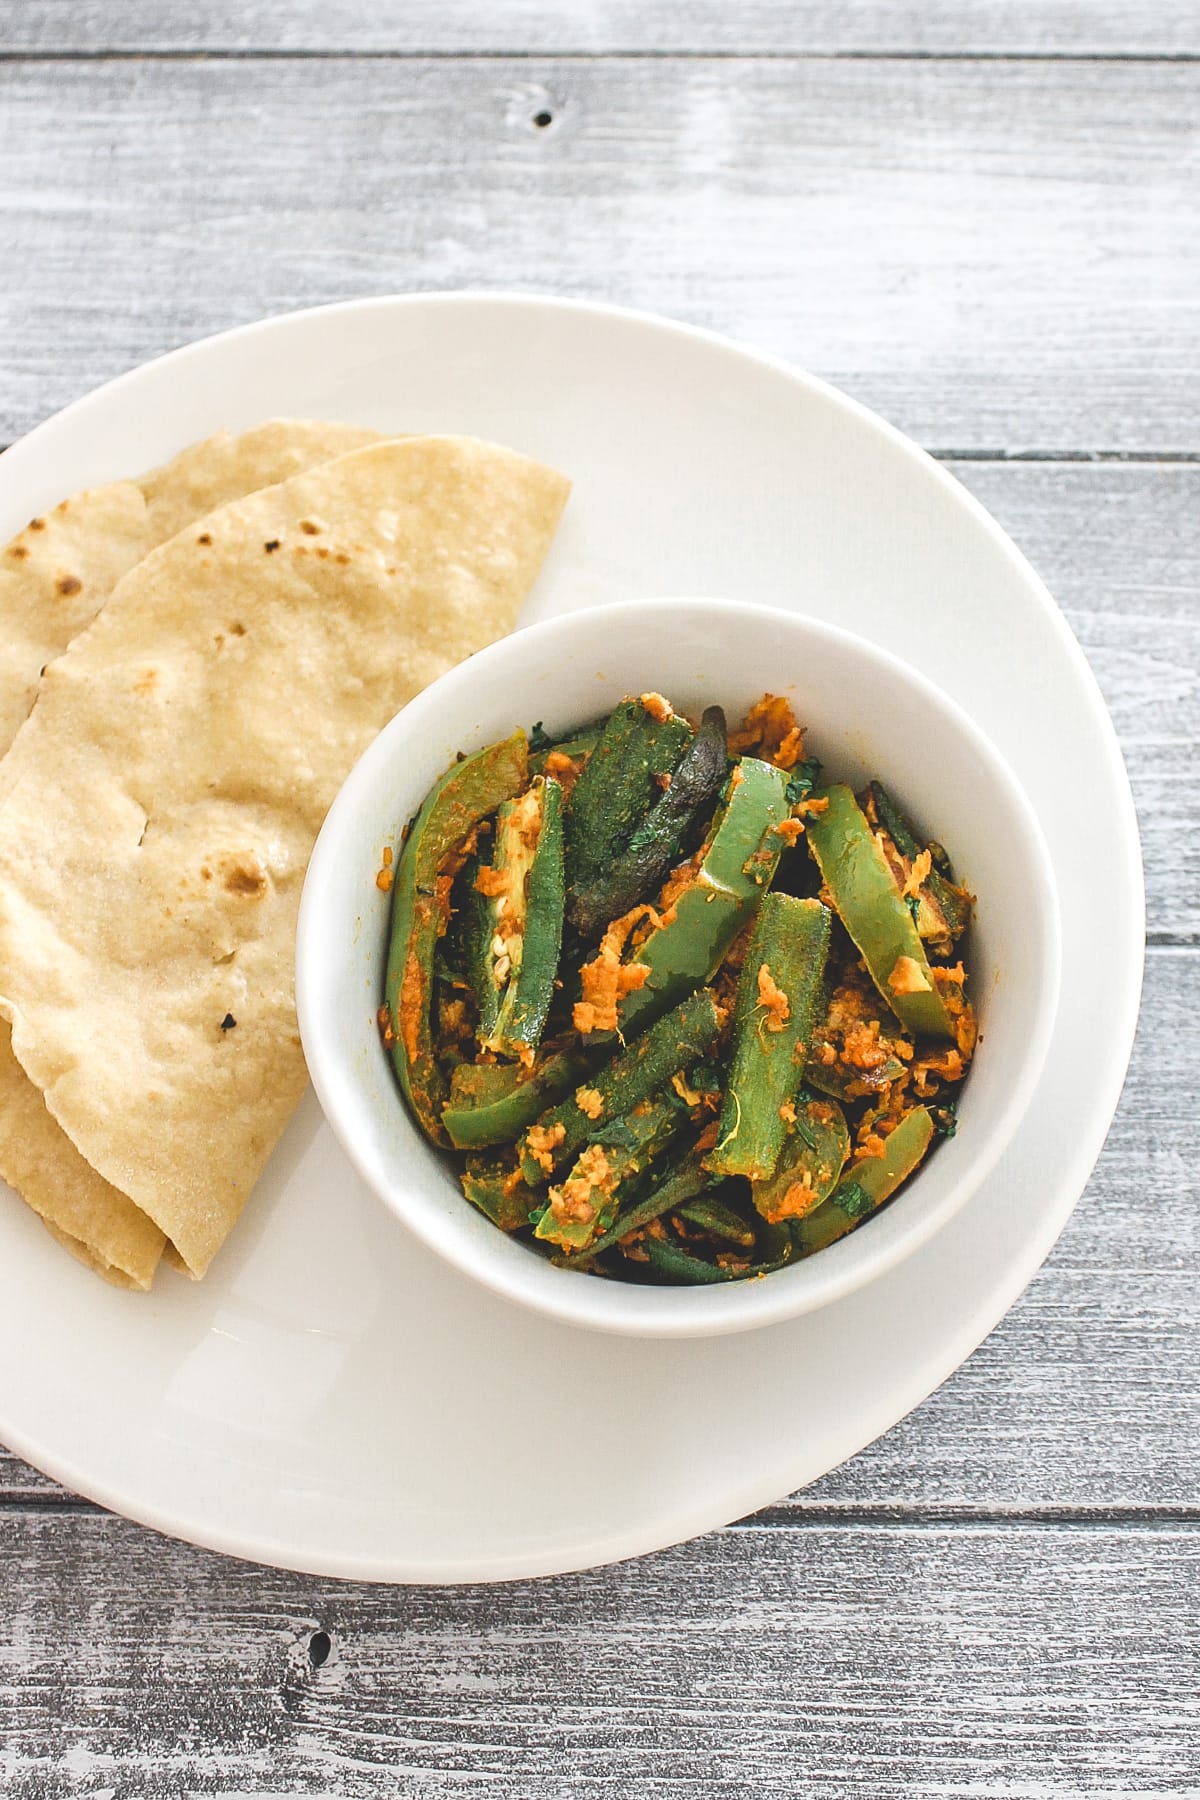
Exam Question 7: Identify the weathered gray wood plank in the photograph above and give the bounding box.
[1,1514,1198,1795]
[3,944,1195,1513]
[953,460,1200,945]
[0,58,1196,451]
[5,1,1199,57]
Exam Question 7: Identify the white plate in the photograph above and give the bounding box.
[0,295,1143,1583]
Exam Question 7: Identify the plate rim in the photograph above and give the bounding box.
[0,291,1145,1583]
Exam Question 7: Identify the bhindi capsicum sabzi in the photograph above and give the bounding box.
[380,690,977,1285]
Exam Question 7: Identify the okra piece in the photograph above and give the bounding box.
[616,755,790,1038]
[384,731,528,1143]
[804,786,956,1040]
[569,705,729,938]
[460,1154,542,1233]
[864,781,970,951]
[468,775,566,1061]
[708,894,832,1182]
[564,697,692,896]
[749,1097,850,1224]
[793,1105,934,1256]
[519,987,723,1186]
[534,1094,685,1252]
[676,1193,758,1247]
[641,1231,796,1285]
[442,1048,593,1150]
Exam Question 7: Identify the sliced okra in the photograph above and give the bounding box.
[707,893,832,1182]
[518,986,724,1187]
[569,704,729,939]
[468,774,566,1061]
[384,731,528,1144]
[564,697,692,898]
[534,1093,685,1253]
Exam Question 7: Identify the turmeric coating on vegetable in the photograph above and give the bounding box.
[386,695,975,1283]
[756,964,790,1033]
[574,906,655,1034]
[729,693,802,765]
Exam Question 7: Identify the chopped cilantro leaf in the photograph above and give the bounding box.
[785,758,822,805]
[836,1180,874,1219]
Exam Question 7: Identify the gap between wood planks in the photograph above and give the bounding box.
[3,1488,1200,1524]
[2,48,1200,63]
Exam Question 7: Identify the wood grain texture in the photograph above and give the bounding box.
[2,1513,1198,1796]
[0,57,1197,451]
[5,0,1200,56]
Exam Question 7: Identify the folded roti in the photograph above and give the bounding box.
[0,436,569,1282]
[0,421,380,1287]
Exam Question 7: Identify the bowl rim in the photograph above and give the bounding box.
[297,594,1063,1339]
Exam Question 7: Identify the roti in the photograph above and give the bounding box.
[0,421,380,1286]
[0,435,569,1283]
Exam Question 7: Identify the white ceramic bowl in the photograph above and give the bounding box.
[297,598,1061,1338]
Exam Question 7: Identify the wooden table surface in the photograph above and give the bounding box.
[1,5,1197,1793]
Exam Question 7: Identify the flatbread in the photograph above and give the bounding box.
[0,435,569,1281]
[0,421,379,1287]
[0,420,379,749]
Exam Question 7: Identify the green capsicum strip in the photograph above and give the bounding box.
[460,1154,541,1233]
[804,785,956,1040]
[864,781,971,952]
[470,775,566,1061]
[384,730,528,1144]
[748,1096,850,1224]
[564,697,692,898]
[793,1105,935,1257]
[442,1048,593,1151]
[707,893,832,1182]
[534,1094,686,1253]
[614,755,790,1039]
[569,705,729,939]
[518,986,723,1187]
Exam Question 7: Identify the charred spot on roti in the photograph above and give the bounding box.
[263,539,280,553]
[197,533,212,546]
[28,518,45,533]
[230,622,246,637]
[56,575,83,597]
[219,1013,237,1032]
[8,544,29,561]
[299,520,322,535]
[223,861,268,899]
